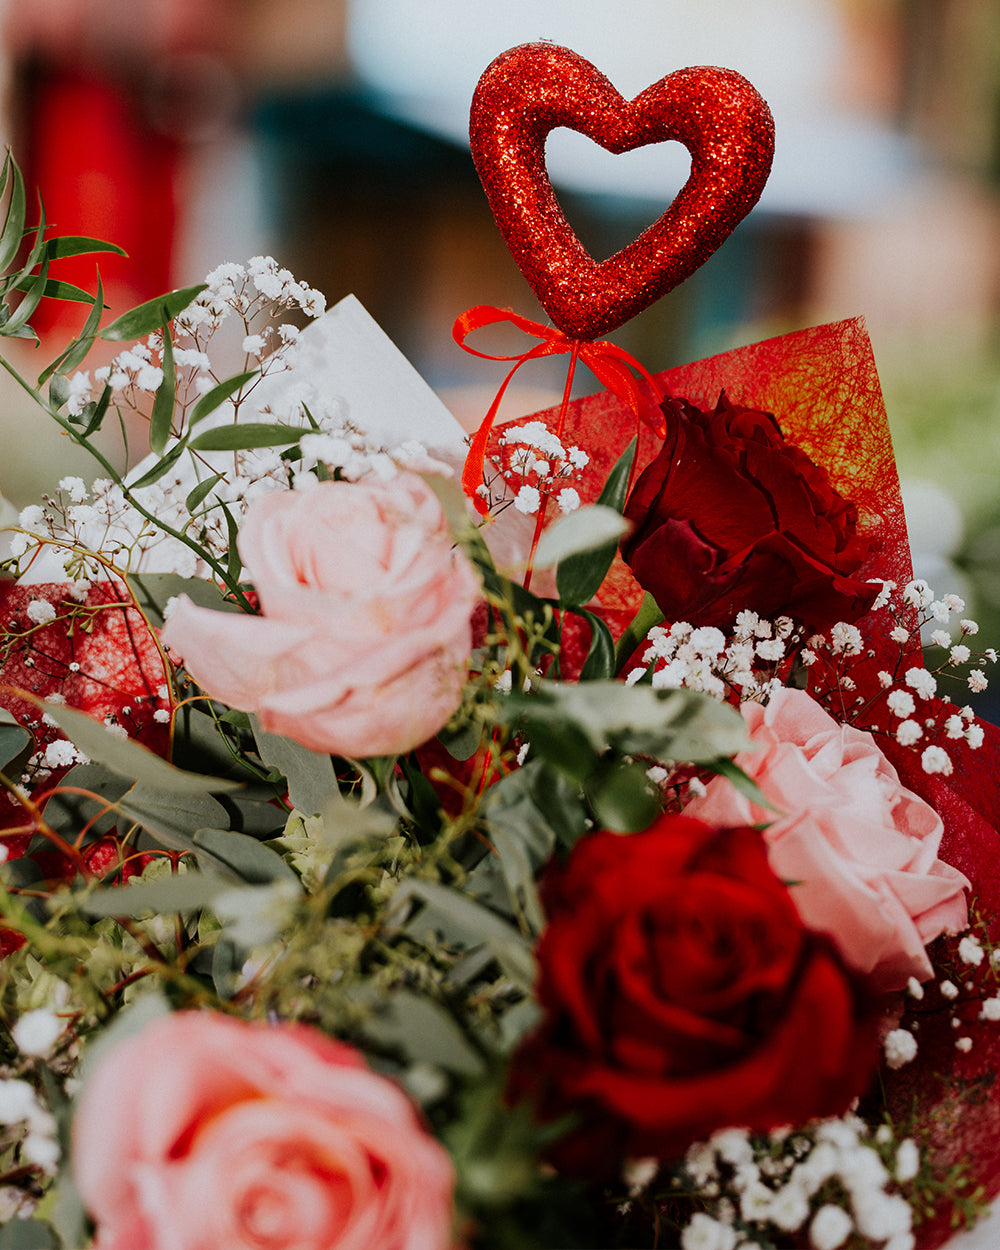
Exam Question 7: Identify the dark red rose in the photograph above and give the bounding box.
[510,815,879,1176]
[620,393,880,630]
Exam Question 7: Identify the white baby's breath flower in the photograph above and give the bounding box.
[886,690,915,718]
[11,1010,63,1059]
[556,487,580,514]
[830,622,863,655]
[979,995,1000,1021]
[950,644,971,664]
[809,1204,853,1250]
[966,724,985,749]
[513,485,541,516]
[960,618,979,635]
[940,979,959,999]
[955,1036,973,1053]
[921,745,952,776]
[959,934,984,966]
[968,670,988,693]
[930,629,951,648]
[883,1028,918,1068]
[895,720,922,746]
[890,626,911,644]
[902,579,933,609]
[680,1212,737,1250]
[904,667,936,699]
[26,599,56,625]
[894,1139,920,1183]
[906,977,924,1000]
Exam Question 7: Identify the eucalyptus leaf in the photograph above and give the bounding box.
[353,989,484,1077]
[192,828,300,887]
[116,786,232,857]
[39,701,243,793]
[188,422,305,453]
[99,282,207,341]
[127,571,239,630]
[390,878,527,950]
[39,762,132,841]
[0,708,31,770]
[79,871,232,917]
[0,1219,59,1249]
[188,369,259,427]
[584,757,663,832]
[251,716,339,816]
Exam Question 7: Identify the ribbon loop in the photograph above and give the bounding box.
[454,305,665,515]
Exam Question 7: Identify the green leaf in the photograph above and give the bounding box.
[536,503,629,571]
[0,1218,59,1248]
[613,590,665,674]
[193,828,300,887]
[0,154,26,274]
[41,271,106,382]
[80,871,231,917]
[127,571,239,630]
[188,422,305,452]
[148,318,175,455]
[117,785,232,856]
[709,756,777,813]
[43,234,127,260]
[39,700,243,793]
[251,717,339,816]
[189,369,259,428]
[0,709,31,770]
[554,437,636,606]
[390,878,527,949]
[15,275,94,303]
[99,282,207,341]
[40,762,132,841]
[585,757,663,832]
[353,988,485,1077]
[126,437,189,490]
[79,382,113,437]
[574,608,616,681]
[3,253,49,335]
[184,473,225,513]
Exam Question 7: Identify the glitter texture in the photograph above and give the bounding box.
[469,42,775,341]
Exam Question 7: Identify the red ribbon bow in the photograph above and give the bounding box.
[454,306,665,515]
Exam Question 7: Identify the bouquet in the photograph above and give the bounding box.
[1,41,1000,1250]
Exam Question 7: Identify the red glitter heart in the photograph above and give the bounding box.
[470,43,775,341]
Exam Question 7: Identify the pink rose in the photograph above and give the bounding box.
[161,476,480,757]
[73,1012,457,1250]
[685,687,969,991]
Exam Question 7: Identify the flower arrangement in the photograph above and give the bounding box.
[1,42,1000,1250]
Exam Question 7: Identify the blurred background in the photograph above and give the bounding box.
[0,0,999,661]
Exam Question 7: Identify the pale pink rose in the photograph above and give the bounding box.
[161,476,480,756]
[685,687,969,991]
[73,1012,457,1250]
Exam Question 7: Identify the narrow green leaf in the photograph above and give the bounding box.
[80,382,113,438]
[43,234,128,260]
[3,254,49,334]
[575,608,616,681]
[709,757,777,813]
[613,590,665,674]
[193,828,300,887]
[185,473,225,513]
[0,155,27,273]
[99,282,207,341]
[15,275,94,303]
[0,1218,59,1249]
[354,989,485,1077]
[585,757,662,832]
[0,710,30,771]
[149,318,175,455]
[555,437,637,606]
[189,369,259,428]
[188,422,304,452]
[39,700,243,793]
[127,437,188,490]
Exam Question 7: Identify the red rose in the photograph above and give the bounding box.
[510,815,878,1176]
[620,394,879,630]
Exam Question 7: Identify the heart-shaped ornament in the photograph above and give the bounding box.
[470,43,774,341]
